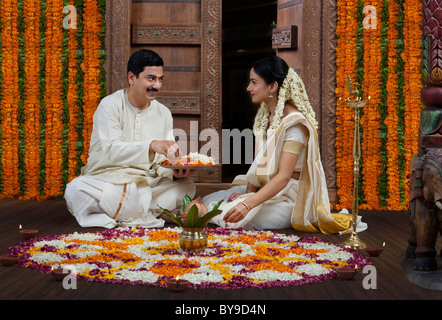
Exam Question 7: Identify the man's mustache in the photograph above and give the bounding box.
[147,88,158,93]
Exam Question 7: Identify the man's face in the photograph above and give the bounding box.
[128,66,164,107]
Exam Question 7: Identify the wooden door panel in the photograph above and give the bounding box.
[161,71,201,92]
[132,2,201,24]
[273,0,302,76]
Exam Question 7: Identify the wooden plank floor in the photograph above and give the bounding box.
[1,198,441,303]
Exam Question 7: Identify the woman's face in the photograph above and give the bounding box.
[247,68,274,104]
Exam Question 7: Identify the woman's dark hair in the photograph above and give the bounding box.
[127,49,164,78]
[252,56,289,87]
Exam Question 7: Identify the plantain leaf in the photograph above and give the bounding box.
[194,200,223,227]
[195,209,222,227]
[211,199,224,212]
[182,194,192,212]
[184,205,199,228]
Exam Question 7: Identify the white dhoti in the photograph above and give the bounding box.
[65,176,195,229]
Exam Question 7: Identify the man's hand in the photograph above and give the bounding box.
[150,140,181,160]
[173,168,195,179]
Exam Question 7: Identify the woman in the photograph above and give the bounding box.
[203,56,363,233]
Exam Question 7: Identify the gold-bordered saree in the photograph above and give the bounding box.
[246,112,352,234]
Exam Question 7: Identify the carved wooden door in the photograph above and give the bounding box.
[130,0,222,183]
[272,0,302,76]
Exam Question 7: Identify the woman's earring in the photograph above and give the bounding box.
[269,92,273,98]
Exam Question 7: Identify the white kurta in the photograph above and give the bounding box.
[65,89,196,228]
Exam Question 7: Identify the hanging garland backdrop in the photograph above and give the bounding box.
[7,227,370,289]
[0,1,423,208]
[335,0,423,211]
[0,0,105,200]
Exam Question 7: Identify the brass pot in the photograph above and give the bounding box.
[179,227,208,253]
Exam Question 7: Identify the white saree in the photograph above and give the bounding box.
[205,112,359,233]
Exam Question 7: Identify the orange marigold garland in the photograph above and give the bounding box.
[384,0,405,210]
[80,0,102,165]
[335,0,359,210]
[335,0,423,211]
[0,0,21,198]
[360,0,383,210]
[43,0,65,198]
[67,0,79,182]
[402,0,423,203]
[21,0,42,200]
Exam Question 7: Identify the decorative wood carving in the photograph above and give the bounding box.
[420,0,442,149]
[322,0,339,194]
[301,0,338,199]
[272,25,298,49]
[422,0,442,87]
[156,94,201,114]
[104,0,131,95]
[132,25,201,44]
[200,0,222,182]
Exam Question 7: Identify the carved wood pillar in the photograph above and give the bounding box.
[420,0,442,151]
[291,0,339,201]
[103,0,132,95]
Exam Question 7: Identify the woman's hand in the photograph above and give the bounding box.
[223,202,249,224]
[228,192,244,202]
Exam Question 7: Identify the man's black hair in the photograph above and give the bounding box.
[127,49,164,78]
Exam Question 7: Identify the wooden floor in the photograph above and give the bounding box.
[1,198,442,304]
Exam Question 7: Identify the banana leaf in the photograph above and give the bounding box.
[159,199,224,228]
[184,204,199,228]
[182,194,192,212]
[193,199,223,227]
[194,208,222,227]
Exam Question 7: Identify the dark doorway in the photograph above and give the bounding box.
[222,0,277,182]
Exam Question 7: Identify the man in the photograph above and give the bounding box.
[64,49,195,228]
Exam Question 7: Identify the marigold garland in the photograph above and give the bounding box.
[21,0,42,200]
[0,0,105,200]
[80,0,102,165]
[8,227,371,289]
[335,0,359,210]
[67,0,79,183]
[0,0,21,198]
[360,0,383,210]
[335,0,423,210]
[43,0,65,198]
[385,0,406,210]
[402,0,423,202]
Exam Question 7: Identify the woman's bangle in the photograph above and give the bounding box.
[239,201,250,212]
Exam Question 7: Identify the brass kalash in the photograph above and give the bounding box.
[340,75,371,249]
